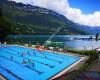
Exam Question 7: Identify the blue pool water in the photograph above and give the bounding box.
[0,45,80,80]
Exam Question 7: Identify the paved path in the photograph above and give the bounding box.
[0,75,7,80]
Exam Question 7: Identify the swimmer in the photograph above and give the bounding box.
[32,62,34,67]
[28,59,32,64]
[22,59,26,64]
[22,51,26,57]
[10,56,13,60]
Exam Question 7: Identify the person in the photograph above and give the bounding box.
[22,51,26,57]
[28,52,31,56]
[22,59,26,64]
[32,62,34,67]
[27,51,30,56]
[10,56,13,60]
[36,45,46,58]
[28,59,32,64]
[40,50,47,58]
[33,50,36,56]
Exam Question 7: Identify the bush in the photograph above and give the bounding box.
[79,63,88,71]
[64,48,98,56]
[86,54,98,64]
[28,44,32,47]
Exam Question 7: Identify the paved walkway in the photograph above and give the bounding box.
[0,75,7,80]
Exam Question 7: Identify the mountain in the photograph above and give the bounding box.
[1,0,87,35]
[77,25,100,35]
[0,0,7,7]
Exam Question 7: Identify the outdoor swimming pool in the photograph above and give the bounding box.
[0,45,80,80]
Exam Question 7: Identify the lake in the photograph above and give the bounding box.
[6,35,100,50]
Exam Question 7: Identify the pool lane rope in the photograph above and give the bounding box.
[0,49,55,68]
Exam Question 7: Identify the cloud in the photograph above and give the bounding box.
[10,0,100,27]
[66,8,100,26]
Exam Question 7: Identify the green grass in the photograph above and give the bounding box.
[64,48,97,55]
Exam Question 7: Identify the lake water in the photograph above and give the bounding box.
[6,35,100,50]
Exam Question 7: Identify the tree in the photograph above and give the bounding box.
[0,8,11,42]
[0,8,3,16]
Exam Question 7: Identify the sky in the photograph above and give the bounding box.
[10,0,100,27]
[69,0,100,14]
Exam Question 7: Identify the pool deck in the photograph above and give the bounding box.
[0,74,7,80]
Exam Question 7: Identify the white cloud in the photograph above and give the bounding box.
[10,0,100,27]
